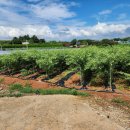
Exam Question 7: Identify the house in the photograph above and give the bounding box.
[117,40,130,44]
[22,41,29,45]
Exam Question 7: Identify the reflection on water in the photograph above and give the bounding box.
[0,47,69,55]
[0,51,10,55]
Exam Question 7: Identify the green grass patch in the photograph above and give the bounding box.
[8,83,90,97]
[9,83,23,92]
[0,93,23,98]
[38,88,90,96]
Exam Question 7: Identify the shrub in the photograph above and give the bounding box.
[21,86,34,93]
[9,83,23,91]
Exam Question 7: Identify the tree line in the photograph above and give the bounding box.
[0,35,130,46]
[70,38,129,46]
[10,35,46,44]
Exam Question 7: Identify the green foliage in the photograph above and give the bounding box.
[38,88,90,96]
[10,35,46,44]
[21,86,34,93]
[1,45,130,89]
[118,72,130,86]
[0,93,23,97]
[9,83,23,91]
[0,43,63,49]
[20,69,35,76]
[71,39,77,46]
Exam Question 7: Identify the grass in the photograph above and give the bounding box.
[111,98,130,108]
[38,88,90,96]
[7,83,90,97]
[117,86,125,91]
[0,78,4,84]
[9,83,23,91]
[0,93,23,97]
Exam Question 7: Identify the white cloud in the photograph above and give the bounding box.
[31,3,76,21]
[0,22,130,41]
[0,1,130,41]
[0,0,77,25]
[99,10,112,15]
[0,25,52,37]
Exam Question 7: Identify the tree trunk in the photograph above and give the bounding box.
[109,62,113,89]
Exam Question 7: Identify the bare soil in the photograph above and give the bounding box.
[0,95,129,130]
[0,75,130,130]
[0,75,57,89]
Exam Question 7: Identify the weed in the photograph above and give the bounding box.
[6,83,90,97]
[118,86,124,91]
[112,98,130,108]
[38,88,90,96]
[0,78,4,84]
[9,83,23,92]
[21,87,34,93]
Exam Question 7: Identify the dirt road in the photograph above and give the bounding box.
[0,95,127,130]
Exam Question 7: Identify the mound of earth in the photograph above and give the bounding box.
[0,95,126,130]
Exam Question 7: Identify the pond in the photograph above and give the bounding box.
[0,47,70,55]
[0,51,10,55]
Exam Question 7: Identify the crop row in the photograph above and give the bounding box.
[0,45,130,90]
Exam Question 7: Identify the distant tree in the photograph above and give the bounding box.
[10,35,47,44]
[71,39,77,46]
[113,38,121,41]
[31,35,39,43]
[123,37,130,41]
[23,35,30,40]
[101,39,117,46]
[11,37,22,44]
[39,39,46,43]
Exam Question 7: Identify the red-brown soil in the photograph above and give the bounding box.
[0,75,57,89]
[0,74,130,102]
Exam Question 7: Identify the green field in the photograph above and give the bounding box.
[1,45,130,90]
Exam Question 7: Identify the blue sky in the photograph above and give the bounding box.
[0,0,130,41]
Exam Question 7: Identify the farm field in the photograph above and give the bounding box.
[0,45,130,130]
[0,95,129,130]
[1,0,130,129]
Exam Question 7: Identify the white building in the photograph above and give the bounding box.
[22,41,29,45]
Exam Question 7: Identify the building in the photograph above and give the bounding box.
[22,41,29,45]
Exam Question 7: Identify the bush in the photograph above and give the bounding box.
[9,83,23,91]
[21,86,34,93]
[20,69,31,76]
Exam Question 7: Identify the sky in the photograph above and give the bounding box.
[0,0,130,41]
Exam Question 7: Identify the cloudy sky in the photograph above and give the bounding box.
[0,0,130,41]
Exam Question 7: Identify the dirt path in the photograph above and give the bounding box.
[0,95,127,130]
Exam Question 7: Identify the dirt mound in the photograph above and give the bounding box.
[0,95,126,130]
